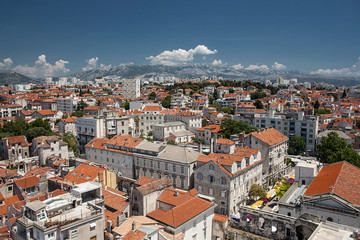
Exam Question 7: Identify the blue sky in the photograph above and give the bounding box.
[1,0,360,77]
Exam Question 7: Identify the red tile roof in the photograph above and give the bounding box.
[216,139,235,145]
[250,128,288,146]
[4,135,29,147]
[14,176,40,189]
[213,213,228,223]
[304,161,360,205]
[65,163,104,184]
[147,197,213,228]
[142,105,162,112]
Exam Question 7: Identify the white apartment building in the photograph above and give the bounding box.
[253,110,319,151]
[0,104,22,118]
[152,121,188,141]
[57,98,76,114]
[32,136,69,165]
[122,78,140,99]
[15,182,105,240]
[76,117,106,153]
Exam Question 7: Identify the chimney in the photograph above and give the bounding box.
[45,192,49,199]
[72,181,75,186]
[174,191,179,197]
[132,221,136,231]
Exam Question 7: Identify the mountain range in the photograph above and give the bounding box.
[1,64,360,87]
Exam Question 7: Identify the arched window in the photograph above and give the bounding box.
[327,217,333,222]
[221,177,227,185]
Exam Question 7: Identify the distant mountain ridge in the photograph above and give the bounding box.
[68,63,360,86]
[0,70,36,85]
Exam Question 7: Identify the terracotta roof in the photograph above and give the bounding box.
[36,109,55,116]
[157,189,198,207]
[122,230,146,240]
[213,213,228,223]
[84,106,101,111]
[4,135,29,147]
[24,167,55,178]
[142,105,162,112]
[136,176,157,186]
[65,163,104,184]
[107,135,143,148]
[14,176,40,189]
[250,128,288,146]
[147,197,213,228]
[0,195,20,216]
[216,139,235,145]
[304,161,360,205]
[103,186,128,212]
[136,178,172,195]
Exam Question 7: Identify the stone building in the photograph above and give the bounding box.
[243,127,288,185]
[195,146,263,216]
[31,136,69,165]
[0,135,30,161]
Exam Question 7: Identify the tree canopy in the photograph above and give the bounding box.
[161,96,172,108]
[254,100,264,109]
[289,136,306,154]
[316,132,360,167]
[148,92,157,101]
[220,118,257,139]
[276,181,291,198]
[249,184,267,200]
[250,92,266,100]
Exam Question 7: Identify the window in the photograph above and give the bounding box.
[221,191,226,198]
[172,177,176,186]
[165,163,168,171]
[48,232,55,239]
[198,186,202,192]
[197,173,203,181]
[209,188,213,195]
[288,212,291,216]
[143,159,146,166]
[71,229,78,237]
[209,164,214,170]
[173,165,176,172]
[150,161,153,168]
[85,176,91,180]
[79,174,84,178]
[158,162,160,169]
[181,166,184,174]
[181,178,185,188]
[208,175,215,183]
[221,177,227,185]
[8,186,12,192]
[72,172,78,176]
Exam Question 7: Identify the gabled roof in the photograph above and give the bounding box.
[249,128,288,146]
[216,139,235,145]
[304,161,360,205]
[14,176,40,189]
[142,105,162,112]
[147,196,213,228]
[4,135,29,147]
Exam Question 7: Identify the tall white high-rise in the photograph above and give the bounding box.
[122,78,140,99]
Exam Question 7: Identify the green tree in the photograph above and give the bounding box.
[276,181,291,198]
[202,119,208,127]
[161,96,172,108]
[148,92,157,101]
[166,140,176,145]
[254,100,264,109]
[249,184,267,200]
[208,96,214,105]
[314,109,331,116]
[220,118,257,138]
[289,136,306,154]
[95,100,102,106]
[63,132,78,156]
[25,127,52,142]
[316,132,360,167]
[121,101,130,110]
[76,100,88,111]
[314,100,320,109]
[71,110,84,117]
[29,119,51,132]
[250,92,266,100]
[229,88,235,93]
[222,107,234,114]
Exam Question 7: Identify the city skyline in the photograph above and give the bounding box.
[1,0,360,78]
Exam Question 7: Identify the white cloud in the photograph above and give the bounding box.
[212,59,222,65]
[0,58,13,69]
[245,64,270,71]
[311,57,360,77]
[146,45,217,65]
[13,54,70,78]
[272,62,287,70]
[82,57,112,71]
[232,64,243,70]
